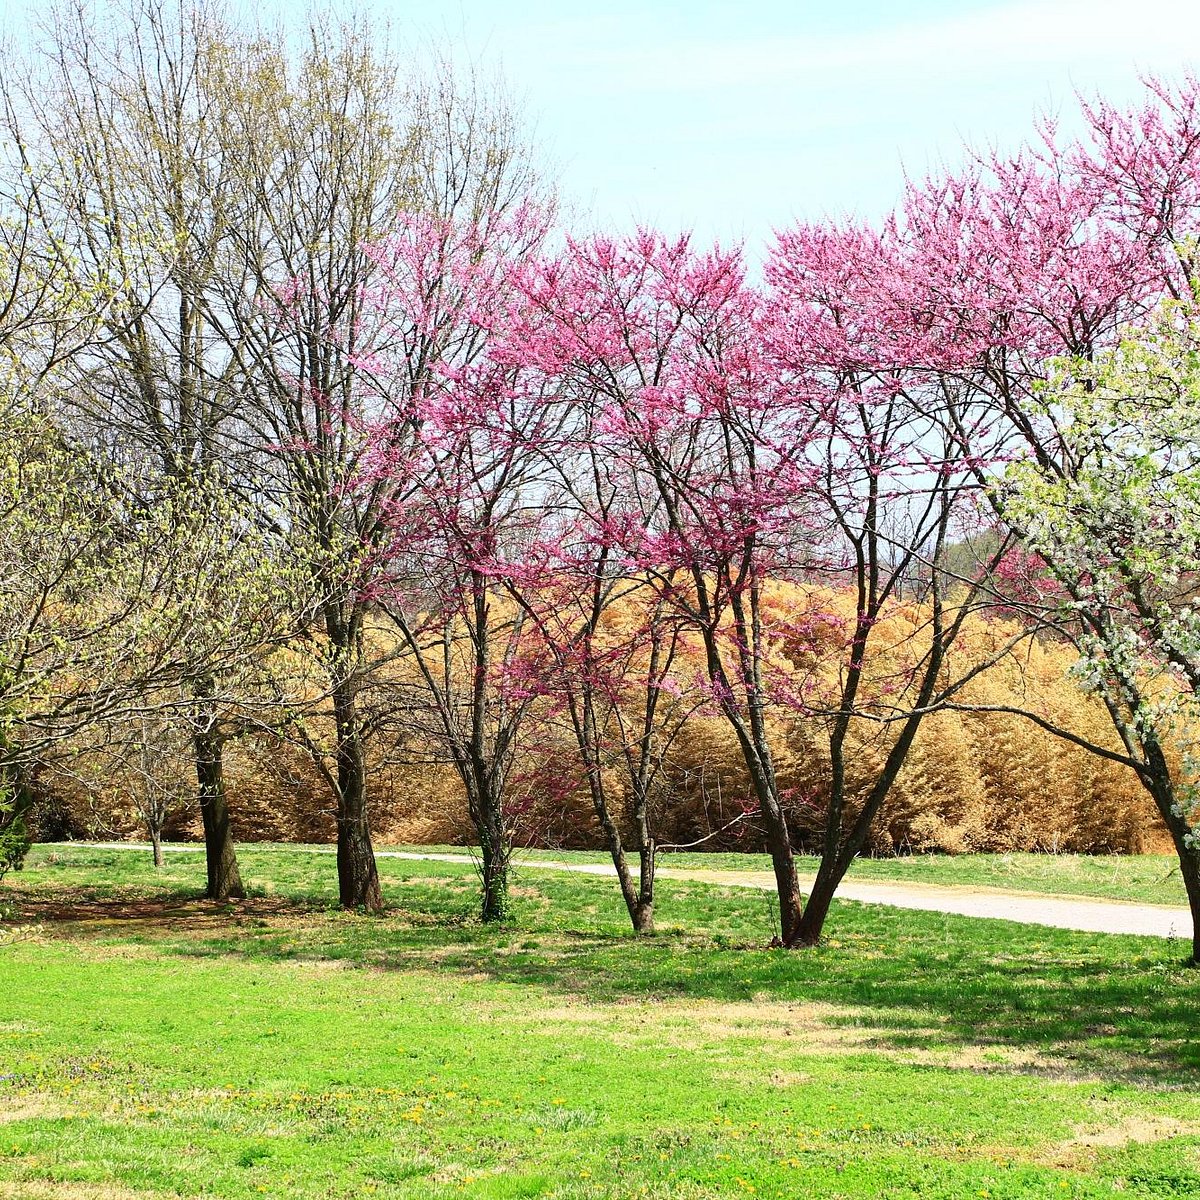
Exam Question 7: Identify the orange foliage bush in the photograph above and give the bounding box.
[32,584,1167,855]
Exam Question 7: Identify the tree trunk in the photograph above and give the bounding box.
[592,781,647,934]
[768,844,805,945]
[584,748,656,935]
[1157,789,1200,964]
[193,710,244,902]
[479,820,509,923]
[331,675,382,912]
[1176,847,1200,966]
[753,787,804,945]
[717,676,804,945]
[791,855,846,946]
[1137,747,1200,965]
[453,750,510,922]
[192,681,244,902]
[0,765,32,880]
[461,780,509,923]
[323,599,382,914]
[149,825,164,869]
[633,840,656,935]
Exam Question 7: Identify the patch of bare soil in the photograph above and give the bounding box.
[286,957,355,971]
[0,1098,69,1125]
[658,999,870,1046]
[1,894,315,928]
[530,997,912,1054]
[398,876,471,893]
[1069,1113,1200,1148]
[0,1184,166,1200]
[507,885,546,900]
[1037,1112,1200,1169]
[527,995,1131,1085]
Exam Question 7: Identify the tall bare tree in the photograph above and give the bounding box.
[2,0,260,898]
[206,31,546,910]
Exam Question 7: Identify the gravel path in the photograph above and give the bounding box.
[84,842,1194,941]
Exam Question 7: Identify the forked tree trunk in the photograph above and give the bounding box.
[703,606,805,946]
[789,630,947,947]
[578,718,656,935]
[749,766,804,945]
[590,774,650,933]
[792,856,844,947]
[595,795,656,935]
[717,742,803,945]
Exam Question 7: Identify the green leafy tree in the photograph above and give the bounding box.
[1001,296,1200,960]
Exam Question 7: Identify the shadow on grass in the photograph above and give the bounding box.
[10,864,1200,1085]
[8,894,329,923]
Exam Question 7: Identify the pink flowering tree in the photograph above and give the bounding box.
[505,230,1002,945]
[354,204,551,922]
[762,218,1021,943]
[1073,72,1200,301]
[508,232,816,938]
[235,42,544,913]
[900,77,1200,959]
[497,411,702,935]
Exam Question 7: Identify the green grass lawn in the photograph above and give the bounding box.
[391,844,1191,907]
[56,841,1193,906]
[2,844,1200,1199]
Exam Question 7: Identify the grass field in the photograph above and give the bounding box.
[414,845,1192,908]
[91,841,1189,906]
[2,844,1200,1199]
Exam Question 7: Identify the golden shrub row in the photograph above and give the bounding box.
[34,585,1167,855]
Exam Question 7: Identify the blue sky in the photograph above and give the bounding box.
[7,0,1200,248]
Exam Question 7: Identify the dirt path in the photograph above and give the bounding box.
[83,843,1193,941]
[651,865,1193,939]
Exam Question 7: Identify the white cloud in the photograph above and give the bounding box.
[588,0,1199,92]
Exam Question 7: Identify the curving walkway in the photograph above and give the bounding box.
[83,843,1194,941]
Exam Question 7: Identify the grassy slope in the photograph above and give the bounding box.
[1,845,1199,1200]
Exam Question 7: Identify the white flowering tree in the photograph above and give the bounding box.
[1001,297,1200,959]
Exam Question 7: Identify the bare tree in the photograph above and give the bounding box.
[207,31,547,911]
[2,0,258,898]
